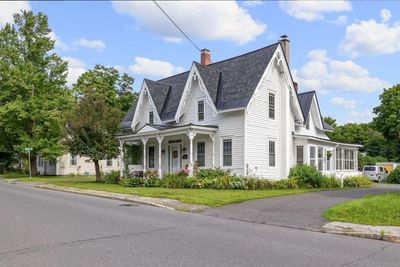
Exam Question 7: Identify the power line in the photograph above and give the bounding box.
[152,0,201,52]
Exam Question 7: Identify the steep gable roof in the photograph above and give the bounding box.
[122,43,280,127]
[298,90,333,131]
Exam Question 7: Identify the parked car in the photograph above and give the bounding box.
[362,166,388,182]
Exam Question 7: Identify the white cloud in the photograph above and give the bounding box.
[340,10,400,57]
[329,15,348,26]
[347,109,374,123]
[48,32,71,51]
[380,8,391,23]
[242,1,263,7]
[330,97,357,109]
[73,38,106,51]
[279,0,351,21]
[112,1,266,44]
[62,57,86,86]
[129,57,184,78]
[293,50,390,93]
[0,1,30,26]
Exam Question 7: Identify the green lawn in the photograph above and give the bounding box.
[323,193,400,226]
[0,174,322,207]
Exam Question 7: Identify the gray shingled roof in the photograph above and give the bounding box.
[298,90,333,131]
[119,103,137,129]
[121,43,280,127]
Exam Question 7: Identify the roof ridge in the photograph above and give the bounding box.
[208,42,280,67]
[145,78,171,87]
[297,90,316,95]
[157,70,190,83]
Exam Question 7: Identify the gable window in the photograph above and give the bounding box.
[306,117,310,130]
[318,147,323,171]
[148,146,155,168]
[70,154,77,166]
[268,141,276,167]
[198,100,204,121]
[268,93,275,120]
[106,159,113,167]
[149,111,154,124]
[296,146,304,166]
[309,146,316,167]
[223,139,232,167]
[197,142,205,167]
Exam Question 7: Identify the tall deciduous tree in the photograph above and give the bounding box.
[65,96,121,182]
[0,11,72,174]
[373,84,400,160]
[66,65,136,181]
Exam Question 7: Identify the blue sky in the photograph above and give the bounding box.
[1,1,399,125]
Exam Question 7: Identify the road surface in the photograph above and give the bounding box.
[0,182,399,267]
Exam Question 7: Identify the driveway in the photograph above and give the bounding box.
[203,184,400,230]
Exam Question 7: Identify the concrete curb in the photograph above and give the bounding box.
[3,180,207,213]
[322,222,400,243]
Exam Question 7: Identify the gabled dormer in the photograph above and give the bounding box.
[297,91,333,139]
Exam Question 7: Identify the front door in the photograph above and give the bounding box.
[170,144,181,172]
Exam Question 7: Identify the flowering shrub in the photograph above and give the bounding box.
[176,167,189,176]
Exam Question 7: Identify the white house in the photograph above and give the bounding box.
[117,36,361,179]
[36,154,120,176]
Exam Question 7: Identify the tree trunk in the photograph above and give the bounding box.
[94,160,101,182]
[30,155,39,176]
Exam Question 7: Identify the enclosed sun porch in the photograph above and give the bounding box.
[117,124,218,178]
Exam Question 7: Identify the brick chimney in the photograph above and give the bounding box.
[200,49,211,65]
[279,35,289,65]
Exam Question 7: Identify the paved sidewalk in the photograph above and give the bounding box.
[4,180,207,212]
[203,184,400,230]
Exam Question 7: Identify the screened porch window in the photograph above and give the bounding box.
[309,146,316,167]
[296,146,304,166]
[148,146,155,168]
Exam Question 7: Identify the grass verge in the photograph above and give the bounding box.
[1,175,323,207]
[323,192,400,226]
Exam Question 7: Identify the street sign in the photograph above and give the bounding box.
[25,147,33,152]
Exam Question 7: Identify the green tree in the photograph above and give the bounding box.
[73,65,137,114]
[66,65,135,181]
[66,96,121,182]
[0,11,72,174]
[323,116,337,128]
[373,84,400,160]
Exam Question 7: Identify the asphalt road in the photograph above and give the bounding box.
[204,184,400,230]
[0,182,399,267]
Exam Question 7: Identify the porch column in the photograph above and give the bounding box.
[141,137,148,173]
[119,140,124,178]
[341,148,344,171]
[209,134,215,168]
[187,130,197,176]
[157,135,164,178]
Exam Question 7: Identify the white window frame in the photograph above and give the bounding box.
[296,146,304,166]
[197,99,205,122]
[268,92,275,120]
[336,148,342,171]
[309,146,316,168]
[317,146,324,171]
[148,111,154,124]
[220,137,234,168]
[268,140,276,168]
[196,140,206,167]
[70,154,78,166]
[106,159,113,167]
[148,146,155,168]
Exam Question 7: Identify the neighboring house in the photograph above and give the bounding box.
[36,154,119,176]
[117,36,361,179]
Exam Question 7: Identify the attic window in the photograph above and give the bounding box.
[306,117,310,130]
[198,100,204,121]
[268,93,275,120]
[149,111,154,124]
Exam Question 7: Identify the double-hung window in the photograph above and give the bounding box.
[70,154,77,166]
[268,93,275,120]
[336,148,342,170]
[149,111,154,124]
[198,100,204,121]
[318,147,323,171]
[269,141,276,167]
[309,146,316,167]
[197,142,205,167]
[296,146,304,166]
[223,139,232,167]
[106,159,113,167]
[148,146,155,168]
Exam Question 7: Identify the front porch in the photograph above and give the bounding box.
[118,124,218,177]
